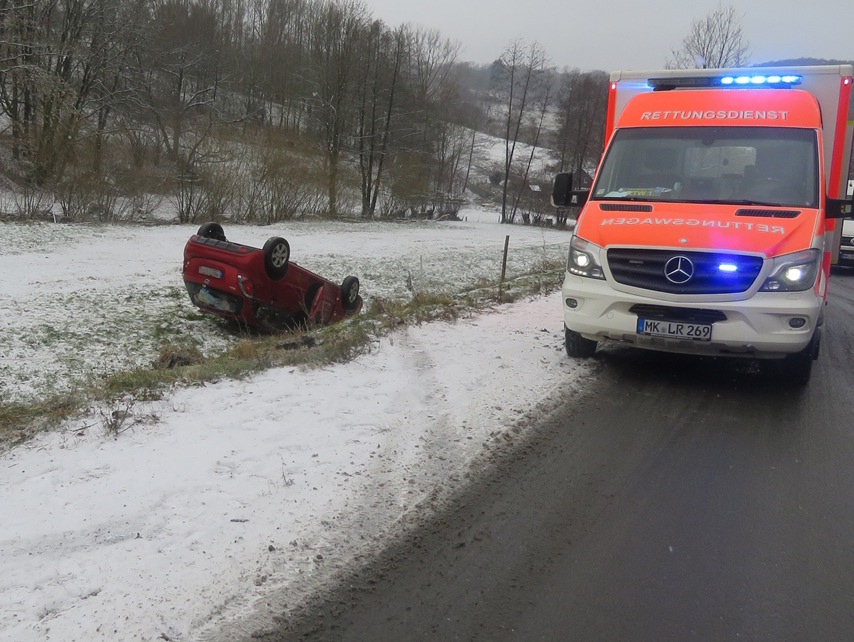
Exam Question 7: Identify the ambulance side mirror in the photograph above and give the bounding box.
[827,198,853,218]
[826,179,854,219]
[551,172,590,208]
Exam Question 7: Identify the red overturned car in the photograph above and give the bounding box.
[182,222,362,331]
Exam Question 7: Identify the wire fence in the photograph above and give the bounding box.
[296,239,568,304]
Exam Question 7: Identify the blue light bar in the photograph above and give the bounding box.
[719,74,802,88]
[653,74,803,90]
[718,263,738,273]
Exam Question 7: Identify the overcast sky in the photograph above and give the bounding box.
[361,0,853,71]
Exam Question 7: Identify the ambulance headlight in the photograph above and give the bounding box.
[760,249,820,292]
[567,235,605,280]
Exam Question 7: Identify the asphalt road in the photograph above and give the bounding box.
[271,268,854,642]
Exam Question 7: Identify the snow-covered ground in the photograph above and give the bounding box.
[0,211,594,641]
[0,212,566,405]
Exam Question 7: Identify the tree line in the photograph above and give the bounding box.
[0,0,609,223]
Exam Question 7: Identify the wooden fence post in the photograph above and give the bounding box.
[500,235,510,285]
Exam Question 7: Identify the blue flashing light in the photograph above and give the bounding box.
[718,73,802,88]
[718,263,738,273]
[648,73,804,91]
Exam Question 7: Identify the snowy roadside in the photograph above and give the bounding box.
[0,214,592,641]
[1,290,594,642]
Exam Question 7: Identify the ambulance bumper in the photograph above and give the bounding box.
[561,274,822,358]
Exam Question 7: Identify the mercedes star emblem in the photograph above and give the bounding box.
[664,255,694,284]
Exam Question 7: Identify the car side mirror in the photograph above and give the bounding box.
[827,180,854,219]
[827,198,853,218]
[551,172,590,208]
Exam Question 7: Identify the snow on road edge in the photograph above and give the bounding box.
[1,290,593,642]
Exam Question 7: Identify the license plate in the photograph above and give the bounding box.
[637,318,712,341]
[840,251,854,261]
[199,265,223,278]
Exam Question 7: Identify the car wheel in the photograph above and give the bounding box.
[197,222,226,241]
[565,326,597,358]
[341,276,360,311]
[263,236,290,280]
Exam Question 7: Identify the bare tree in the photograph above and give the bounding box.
[395,25,460,214]
[667,3,749,69]
[255,0,312,129]
[353,21,403,218]
[0,0,144,184]
[493,39,550,224]
[0,0,553,221]
[129,0,222,167]
[554,70,607,175]
[304,0,369,217]
[511,80,549,224]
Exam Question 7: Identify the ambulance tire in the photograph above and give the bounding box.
[565,326,597,358]
[773,330,819,386]
[778,350,813,386]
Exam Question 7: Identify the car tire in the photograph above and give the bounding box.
[341,276,360,311]
[263,236,290,280]
[565,326,597,358]
[197,222,226,241]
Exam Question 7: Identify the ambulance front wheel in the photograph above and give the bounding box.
[565,326,597,358]
[778,350,813,386]
[775,329,820,386]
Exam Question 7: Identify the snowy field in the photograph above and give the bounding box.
[0,210,565,405]
[0,211,595,641]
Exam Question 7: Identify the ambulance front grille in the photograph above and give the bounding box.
[607,249,764,294]
[628,304,727,324]
[599,203,654,212]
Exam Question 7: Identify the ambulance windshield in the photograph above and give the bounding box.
[592,126,818,208]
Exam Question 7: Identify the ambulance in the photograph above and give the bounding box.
[551,65,854,383]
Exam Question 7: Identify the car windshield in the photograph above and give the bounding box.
[591,126,819,208]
